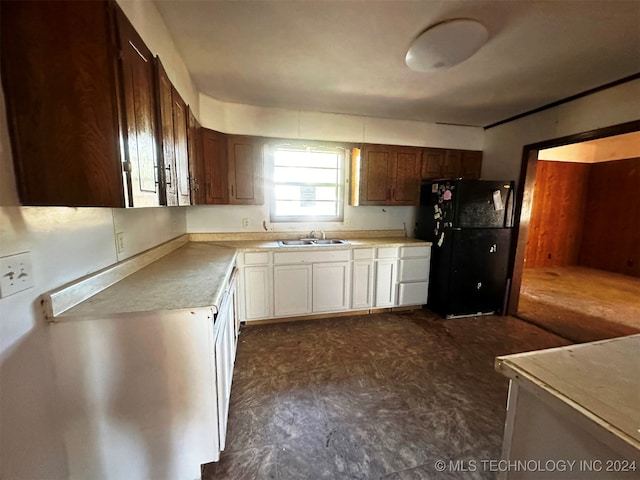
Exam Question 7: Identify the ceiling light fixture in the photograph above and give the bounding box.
[405,18,489,72]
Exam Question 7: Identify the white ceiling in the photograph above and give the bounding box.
[154,0,640,127]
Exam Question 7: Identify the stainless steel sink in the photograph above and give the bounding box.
[312,239,349,245]
[277,239,349,247]
[277,239,315,246]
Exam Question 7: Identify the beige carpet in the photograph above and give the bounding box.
[517,266,640,343]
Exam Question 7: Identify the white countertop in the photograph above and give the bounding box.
[496,334,640,451]
[47,235,430,321]
[59,242,237,319]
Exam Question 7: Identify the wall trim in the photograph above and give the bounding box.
[485,73,640,130]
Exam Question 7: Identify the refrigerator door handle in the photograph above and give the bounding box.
[504,185,515,228]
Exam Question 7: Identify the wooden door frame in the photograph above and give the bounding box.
[506,119,640,315]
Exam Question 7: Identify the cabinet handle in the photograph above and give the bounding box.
[165,166,172,187]
[231,184,234,197]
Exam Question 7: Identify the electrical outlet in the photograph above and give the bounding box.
[0,252,34,298]
[242,218,249,228]
[116,232,125,254]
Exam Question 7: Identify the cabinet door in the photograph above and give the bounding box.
[312,262,350,313]
[359,144,392,205]
[243,265,272,320]
[375,259,397,307]
[398,282,429,306]
[201,128,229,204]
[214,289,235,451]
[421,149,445,180]
[352,261,374,309]
[171,87,191,206]
[187,107,204,204]
[154,58,178,206]
[116,7,161,207]
[460,150,483,179]
[273,265,312,316]
[391,146,421,205]
[227,135,264,205]
[442,150,462,178]
[1,0,125,207]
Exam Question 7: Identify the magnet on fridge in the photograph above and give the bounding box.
[431,183,439,193]
[492,190,504,211]
[443,189,452,201]
[437,232,445,247]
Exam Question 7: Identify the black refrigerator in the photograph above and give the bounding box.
[416,179,515,318]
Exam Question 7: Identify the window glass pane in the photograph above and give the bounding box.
[274,167,337,184]
[271,146,343,222]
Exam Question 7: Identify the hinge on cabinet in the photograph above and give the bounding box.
[122,161,132,173]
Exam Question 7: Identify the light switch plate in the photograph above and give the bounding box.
[0,252,34,298]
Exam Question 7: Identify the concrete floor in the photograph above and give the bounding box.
[518,266,640,343]
[202,310,570,479]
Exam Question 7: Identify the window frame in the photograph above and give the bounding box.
[268,141,347,223]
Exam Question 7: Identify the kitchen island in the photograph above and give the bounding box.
[495,335,640,479]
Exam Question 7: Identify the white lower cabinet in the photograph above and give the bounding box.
[396,246,431,306]
[240,243,430,321]
[312,261,350,312]
[238,251,273,321]
[273,264,312,316]
[374,258,397,307]
[352,260,374,308]
[49,274,239,480]
[243,265,272,319]
[214,275,237,451]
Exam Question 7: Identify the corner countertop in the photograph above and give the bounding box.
[56,242,237,320]
[495,334,640,452]
[45,234,432,322]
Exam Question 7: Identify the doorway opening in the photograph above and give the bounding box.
[508,120,640,343]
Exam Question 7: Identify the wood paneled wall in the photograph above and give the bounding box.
[525,161,591,268]
[579,157,640,276]
[525,157,640,277]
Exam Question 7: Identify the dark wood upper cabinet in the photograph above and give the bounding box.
[421,148,482,180]
[227,135,264,205]
[391,146,421,204]
[460,150,483,179]
[201,128,229,204]
[187,107,204,205]
[155,58,178,206]
[354,144,421,206]
[171,87,191,206]
[1,0,124,206]
[1,0,163,207]
[115,5,161,207]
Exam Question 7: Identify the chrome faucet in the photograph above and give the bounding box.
[308,230,316,239]
[320,230,326,239]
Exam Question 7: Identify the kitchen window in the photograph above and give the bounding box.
[270,143,345,222]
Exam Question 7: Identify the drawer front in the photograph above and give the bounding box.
[274,249,351,264]
[353,248,375,260]
[400,246,431,258]
[397,281,429,306]
[244,251,271,265]
[376,247,399,259]
[398,257,430,282]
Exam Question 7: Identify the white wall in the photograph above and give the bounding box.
[483,79,640,182]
